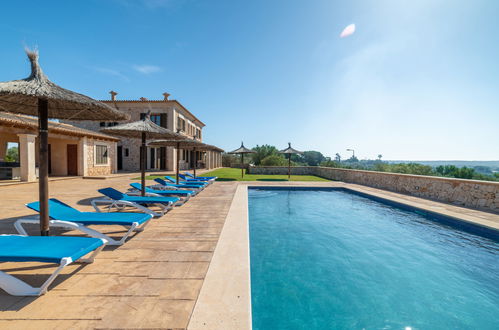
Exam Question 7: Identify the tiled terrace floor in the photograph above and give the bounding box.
[0,175,497,329]
[0,174,237,329]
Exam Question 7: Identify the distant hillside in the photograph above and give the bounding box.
[387,160,499,170]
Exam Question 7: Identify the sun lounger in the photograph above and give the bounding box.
[153,178,204,191]
[129,183,195,201]
[164,176,208,187]
[178,174,213,185]
[184,172,217,181]
[0,235,105,296]
[16,199,152,246]
[92,188,180,217]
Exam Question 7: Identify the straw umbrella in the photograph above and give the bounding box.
[148,138,207,183]
[228,142,256,178]
[101,112,182,196]
[279,142,303,179]
[0,50,129,236]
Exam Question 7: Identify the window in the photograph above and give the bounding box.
[150,114,161,126]
[125,148,129,157]
[177,116,186,132]
[99,122,105,127]
[95,145,108,165]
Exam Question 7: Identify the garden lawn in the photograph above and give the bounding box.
[195,168,328,181]
[132,168,329,182]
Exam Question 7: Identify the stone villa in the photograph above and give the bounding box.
[64,91,223,173]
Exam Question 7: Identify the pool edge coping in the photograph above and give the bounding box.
[188,184,252,330]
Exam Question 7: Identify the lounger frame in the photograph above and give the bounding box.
[90,197,172,217]
[0,238,105,296]
[14,217,148,246]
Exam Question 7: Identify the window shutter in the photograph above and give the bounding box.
[160,114,167,128]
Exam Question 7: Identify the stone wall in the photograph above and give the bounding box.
[248,166,499,213]
[85,139,116,176]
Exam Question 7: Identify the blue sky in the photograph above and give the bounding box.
[1,0,498,160]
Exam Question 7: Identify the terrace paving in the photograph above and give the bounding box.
[0,174,497,329]
[0,173,237,329]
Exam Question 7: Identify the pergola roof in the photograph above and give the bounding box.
[0,50,129,121]
[148,138,208,149]
[0,112,119,141]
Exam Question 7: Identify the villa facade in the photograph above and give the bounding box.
[64,92,222,173]
[0,112,118,182]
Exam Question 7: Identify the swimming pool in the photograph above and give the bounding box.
[248,187,499,329]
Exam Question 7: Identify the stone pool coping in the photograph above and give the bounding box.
[188,181,498,329]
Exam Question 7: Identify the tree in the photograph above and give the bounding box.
[260,155,287,166]
[335,153,341,162]
[300,151,325,166]
[377,154,382,161]
[222,153,239,167]
[251,145,280,165]
[4,147,19,162]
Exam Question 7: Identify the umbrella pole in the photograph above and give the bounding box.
[288,154,291,179]
[38,98,50,236]
[241,154,244,178]
[193,147,197,178]
[176,142,180,184]
[140,132,146,197]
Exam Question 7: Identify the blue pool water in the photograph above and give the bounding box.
[248,188,499,330]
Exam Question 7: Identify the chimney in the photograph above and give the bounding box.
[163,92,170,101]
[139,97,148,101]
[109,90,118,101]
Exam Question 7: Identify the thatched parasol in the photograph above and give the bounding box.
[279,142,303,179]
[0,50,129,236]
[148,138,208,183]
[101,111,183,196]
[228,142,255,178]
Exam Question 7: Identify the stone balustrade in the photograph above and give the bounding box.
[248,166,499,213]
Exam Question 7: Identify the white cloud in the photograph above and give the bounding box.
[133,64,162,74]
[92,66,130,82]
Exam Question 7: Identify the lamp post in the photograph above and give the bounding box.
[346,148,355,159]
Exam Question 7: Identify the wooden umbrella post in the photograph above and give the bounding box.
[288,154,291,179]
[140,132,146,196]
[38,98,49,236]
[241,153,244,178]
[193,147,197,178]
[176,142,180,184]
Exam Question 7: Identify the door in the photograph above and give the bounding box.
[117,146,123,170]
[67,144,78,176]
[160,147,167,170]
[150,148,155,169]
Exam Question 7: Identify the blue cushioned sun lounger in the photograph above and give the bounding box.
[92,187,180,217]
[164,176,207,187]
[0,235,105,296]
[129,183,195,200]
[178,174,212,185]
[17,199,153,246]
[184,172,217,181]
[153,178,204,191]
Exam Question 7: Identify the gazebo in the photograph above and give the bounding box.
[228,142,255,178]
[0,50,129,235]
[148,138,208,183]
[101,111,183,196]
[279,142,303,179]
